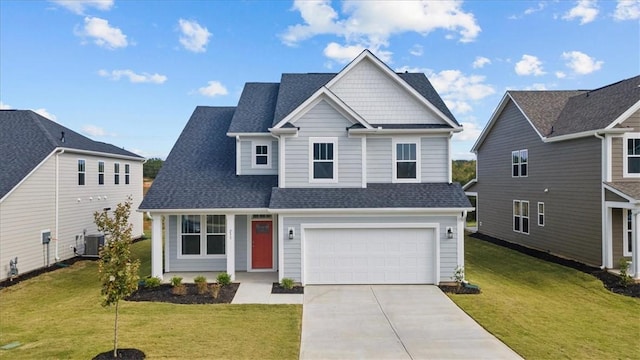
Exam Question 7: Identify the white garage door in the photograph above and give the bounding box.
[304,227,435,285]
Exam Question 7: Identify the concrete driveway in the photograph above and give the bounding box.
[300,285,522,360]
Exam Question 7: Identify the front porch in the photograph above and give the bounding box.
[161,271,278,284]
[603,183,640,279]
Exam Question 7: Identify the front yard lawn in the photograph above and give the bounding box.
[449,235,640,360]
[0,240,301,359]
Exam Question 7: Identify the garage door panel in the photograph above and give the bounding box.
[304,227,435,284]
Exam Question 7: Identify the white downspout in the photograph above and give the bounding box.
[594,132,607,269]
[55,149,65,261]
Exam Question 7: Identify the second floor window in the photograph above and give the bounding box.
[252,142,270,168]
[310,138,336,181]
[512,149,528,177]
[114,163,120,185]
[626,136,640,176]
[98,161,105,185]
[78,160,85,185]
[396,143,417,180]
[125,164,130,184]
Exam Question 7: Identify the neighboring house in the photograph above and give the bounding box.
[140,50,472,285]
[465,75,640,278]
[0,110,144,281]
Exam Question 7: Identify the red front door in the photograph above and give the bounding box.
[252,220,273,269]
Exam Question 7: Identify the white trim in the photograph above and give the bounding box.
[113,162,120,185]
[447,135,452,183]
[511,149,528,178]
[227,132,272,137]
[349,128,460,135]
[57,147,144,162]
[247,217,276,271]
[124,163,130,185]
[77,158,86,186]
[251,140,272,169]
[309,137,338,183]
[623,132,640,178]
[392,138,421,183]
[164,214,170,273]
[603,184,637,203]
[513,200,530,235]
[457,212,465,267]
[235,137,241,175]
[97,160,105,185]
[300,222,440,285]
[278,214,284,282]
[605,206,613,269]
[361,137,367,188]
[605,99,640,129]
[604,134,612,182]
[137,207,270,214]
[226,214,236,281]
[176,215,227,260]
[624,209,633,257]
[537,202,545,227]
[272,207,474,215]
[279,135,285,188]
[151,214,163,279]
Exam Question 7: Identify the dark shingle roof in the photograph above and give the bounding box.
[139,106,277,210]
[227,83,280,133]
[269,183,471,209]
[0,110,142,199]
[272,73,337,124]
[508,75,640,138]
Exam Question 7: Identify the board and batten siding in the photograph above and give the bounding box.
[281,215,458,283]
[329,58,446,125]
[239,139,278,175]
[475,99,602,265]
[0,152,144,281]
[284,100,362,187]
[611,109,640,181]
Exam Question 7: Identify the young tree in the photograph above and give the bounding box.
[94,198,140,358]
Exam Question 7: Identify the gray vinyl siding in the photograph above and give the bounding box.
[0,152,143,281]
[235,215,248,271]
[611,208,627,265]
[421,137,449,182]
[239,139,278,175]
[475,100,602,266]
[281,215,458,283]
[167,215,226,272]
[612,110,640,181]
[367,138,392,182]
[284,100,362,187]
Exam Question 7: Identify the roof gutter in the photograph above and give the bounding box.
[348,127,461,135]
[544,128,629,143]
[58,147,144,161]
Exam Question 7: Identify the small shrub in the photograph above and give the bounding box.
[216,272,231,286]
[143,277,161,289]
[619,259,633,287]
[194,275,208,294]
[451,266,465,284]
[209,283,221,299]
[281,278,295,290]
[170,276,183,287]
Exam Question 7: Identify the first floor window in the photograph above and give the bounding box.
[114,163,120,185]
[125,164,130,184]
[98,161,105,185]
[626,137,640,175]
[538,202,545,226]
[396,143,417,179]
[180,215,226,256]
[78,159,85,185]
[513,200,529,234]
[311,139,335,180]
[625,210,633,256]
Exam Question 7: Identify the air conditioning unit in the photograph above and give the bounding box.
[84,234,105,257]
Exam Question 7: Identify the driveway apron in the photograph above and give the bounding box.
[300,285,522,360]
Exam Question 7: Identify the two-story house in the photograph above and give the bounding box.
[140,50,472,285]
[0,110,145,281]
[465,75,640,279]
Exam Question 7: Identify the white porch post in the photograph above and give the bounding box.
[151,214,163,280]
[605,207,614,269]
[457,212,465,272]
[632,210,640,279]
[226,214,235,281]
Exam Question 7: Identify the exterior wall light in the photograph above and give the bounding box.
[446,227,454,239]
[288,227,294,240]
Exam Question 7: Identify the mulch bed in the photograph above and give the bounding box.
[93,348,145,360]
[471,232,640,298]
[438,283,481,294]
[126,283,239,304]
[271,282,304,294]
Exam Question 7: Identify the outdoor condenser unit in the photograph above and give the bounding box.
[84,234,105,257]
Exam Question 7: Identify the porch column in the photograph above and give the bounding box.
[632,210,640,279]
[151,214,163,280]
[605,207,613,269]
[226,214,235,281]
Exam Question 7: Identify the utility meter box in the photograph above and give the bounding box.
[84,234,105,257]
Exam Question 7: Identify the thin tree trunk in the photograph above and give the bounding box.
[113,301,119,358]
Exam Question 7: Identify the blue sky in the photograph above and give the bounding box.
[1,0,638,160]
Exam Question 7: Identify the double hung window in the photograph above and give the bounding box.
[512,150,528,177]
[513,200,529,234]
[180,215,226,257]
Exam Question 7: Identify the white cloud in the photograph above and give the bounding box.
[555,71,567,79]
[525,2,546,15]
[98,69,167,84]
[409,44,424,56]
[562,0,599,24]
[281,0,481,63]
[614,0,640,20]
[75,16,128,49]
[197,81,228,97]
[562,50,603,74]
[178,19,211,53]
[515,54,545,76]
[424,69,495,115]
[453,121,482,142]
[323,43,367,63]
[82,124,116,137]
[50,0,113,15]
[472,56,491,68]
[0,101,12,109]
[33,108,58,121]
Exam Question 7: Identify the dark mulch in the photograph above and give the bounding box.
[126,283,239,304]
[439,283,481,294]
[471,232,640,298]
[271,282,304,294]
[92,348,145,360]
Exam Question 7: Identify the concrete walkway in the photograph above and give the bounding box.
[300,285,522,360]
[231,272,303,304]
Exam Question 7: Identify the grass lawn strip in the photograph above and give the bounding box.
[449,236,640,360]
[0,240,301,359]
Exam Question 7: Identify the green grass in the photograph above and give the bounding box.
[0,240,301,359]
[449,236,640,360]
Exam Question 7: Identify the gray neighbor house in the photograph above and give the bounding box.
[140,50,473,285]
[465,75,640,279]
